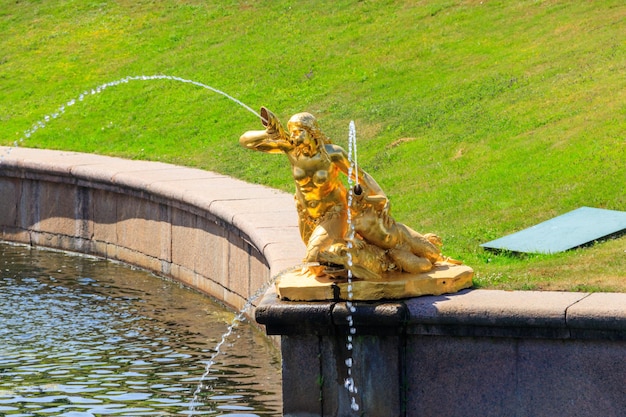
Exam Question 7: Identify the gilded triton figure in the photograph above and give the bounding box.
[240,107,449,280]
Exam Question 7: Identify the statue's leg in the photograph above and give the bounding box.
[388,248,433,273]
[304,220,345,277]
[397,224,443,264]
[303,212,347,263]
[306,212,389,280]
[299,216,315,246]
[304,224,331,263]
[348,241,386,280]
[317,240,386,281]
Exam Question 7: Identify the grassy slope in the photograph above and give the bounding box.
[1,0,624,291]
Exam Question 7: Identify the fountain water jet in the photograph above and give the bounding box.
[344,120,360,412]
[188,265,308,414]
[1,74,263,166]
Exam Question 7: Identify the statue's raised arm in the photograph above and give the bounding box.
[239,107,292,154]
[328,144,386,200]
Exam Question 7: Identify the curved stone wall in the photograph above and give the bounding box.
[0,146,305,315]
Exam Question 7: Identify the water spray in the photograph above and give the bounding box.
[1,75,262,165]
[188,263,317,415]
[344,120,360,412]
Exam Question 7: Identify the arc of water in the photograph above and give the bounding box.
[344,121,360,413]
[187,279,269,414]
[188,309,247,413]
[352,125,358,188]
[187,263,318,415]
[188,289,262,414]
[1,75,262,165]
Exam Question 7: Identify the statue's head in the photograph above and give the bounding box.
[288,112,317,131]
[288,112,331,148]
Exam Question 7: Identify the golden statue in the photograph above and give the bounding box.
[240,108,473,300]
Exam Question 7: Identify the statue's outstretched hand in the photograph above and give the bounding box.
[260,107,287,141]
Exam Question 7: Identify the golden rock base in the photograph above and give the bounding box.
[275,262,474,301]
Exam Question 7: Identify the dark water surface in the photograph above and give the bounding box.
[0,242,282,416]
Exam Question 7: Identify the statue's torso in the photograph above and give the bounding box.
[290,152,347,219]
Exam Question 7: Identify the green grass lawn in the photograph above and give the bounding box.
[1,0,624,291]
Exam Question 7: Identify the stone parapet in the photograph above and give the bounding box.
[257,288,626,416]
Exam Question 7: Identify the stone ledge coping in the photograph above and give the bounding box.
[0,146,305,277]
[256,288,626,340]
[2,146,625,340]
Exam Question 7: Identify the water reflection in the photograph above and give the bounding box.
[0,242,281,416]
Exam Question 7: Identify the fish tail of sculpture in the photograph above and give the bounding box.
[423,233,443,248]
[442,256,464,265]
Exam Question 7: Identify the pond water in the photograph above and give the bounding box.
[0,242,282,416]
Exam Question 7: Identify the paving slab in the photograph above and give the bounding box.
[112,167,224,191]
[1,147,113,175]
[213,193,295,223]
[70,159,179,183]
[567,292,626,331]
[263,241,307,276]
[405,289,589,328]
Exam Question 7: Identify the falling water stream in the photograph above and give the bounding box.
[0,75,262,166]
[188,275,283,415]
[344,121,360,412]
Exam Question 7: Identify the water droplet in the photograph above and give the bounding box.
[351,399,360,411]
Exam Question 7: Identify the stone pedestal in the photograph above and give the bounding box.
[276,262,473,301]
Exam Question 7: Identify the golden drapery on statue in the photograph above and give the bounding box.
[240,108,473,300]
